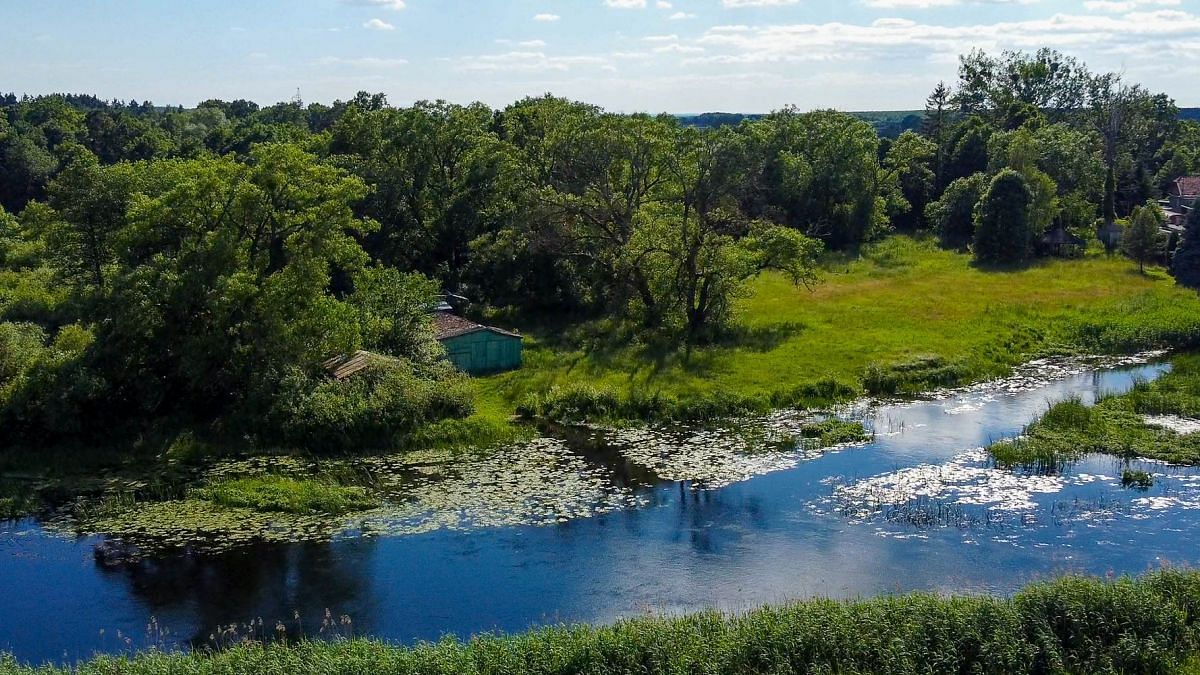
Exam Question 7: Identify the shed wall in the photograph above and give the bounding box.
[440,331,523,374]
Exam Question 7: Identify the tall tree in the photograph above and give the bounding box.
[1123,202,1166,273]
[974,169,1035,265]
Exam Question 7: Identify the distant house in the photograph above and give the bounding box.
[1162,176,1199,229]
[1159,176,1198,253]
[433,311,523,375]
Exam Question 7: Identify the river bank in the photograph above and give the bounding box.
[3,570,1199,675]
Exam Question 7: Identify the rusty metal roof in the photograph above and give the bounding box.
[432,312,522,341]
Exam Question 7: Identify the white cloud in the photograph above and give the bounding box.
[657,1,673,7]
[341,0,406,10]
[519,39,548,47]
[316,56,408,67]
[643,33,680,41]
[1083,0,1180,11]
[533,13,561,21]
[670,11,698,19]
[722,0,801,7]
[363,18,395,30]
[688,9,1200,65]
[454,50,609,72]
[605,0,648,7]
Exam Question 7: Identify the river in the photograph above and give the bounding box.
[2,356,1198,665]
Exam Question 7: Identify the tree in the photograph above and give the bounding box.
[923,81,953,188]
[741,108,889,247]
[974,169,1035,265]
[884,131,938,231]
[1123,202,1166,273]
[629,127,822,342]
[1173,199,1200,289]
[926,173,988,250]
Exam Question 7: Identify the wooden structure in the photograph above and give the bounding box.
[1040,226,1087,256]
[433,312,523,375]
[322,350,397,381]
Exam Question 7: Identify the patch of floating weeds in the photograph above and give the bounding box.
[603,410,870,489]
[1121,469,1155,491]
[828,448,1066,517]
[1143,415,1200,435]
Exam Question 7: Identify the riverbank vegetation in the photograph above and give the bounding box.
[2,46,1200,461]
[990,354,1200,471]
[4,570,1200,674]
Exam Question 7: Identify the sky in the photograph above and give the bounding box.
[2,0,1199,113]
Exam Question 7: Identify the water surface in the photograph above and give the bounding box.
[2,357,1199,665]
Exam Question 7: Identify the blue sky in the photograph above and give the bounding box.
[2,0,1198,112]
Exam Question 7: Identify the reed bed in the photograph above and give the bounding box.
[5,570,1200,674]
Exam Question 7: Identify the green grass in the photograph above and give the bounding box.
[480,236,1200,424]
[5,570,1200,674]
[989,354,1200,471]
[194,476,377,515]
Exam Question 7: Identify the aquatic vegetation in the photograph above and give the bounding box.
[830,448,1067,516]
[988,355,1200,471]
[1122,469,1155,490]
[606,411,869,489]
[194,476,378,515]
[3,570,1200,674]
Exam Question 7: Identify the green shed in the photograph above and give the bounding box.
[433,312,524,375]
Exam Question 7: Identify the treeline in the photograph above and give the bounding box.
[1,48,1199,451]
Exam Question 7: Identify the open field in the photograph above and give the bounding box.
[478,236,1200,424]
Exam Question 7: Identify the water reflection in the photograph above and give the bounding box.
[2,358,1199,665]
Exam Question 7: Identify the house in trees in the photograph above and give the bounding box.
[433,310,523,375]
[1162,176,1199,228]
[1159,176,1199,251]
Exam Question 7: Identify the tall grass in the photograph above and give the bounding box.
[5,570,1200,674]
[989,356,1200,471]
[484,237,1200,427]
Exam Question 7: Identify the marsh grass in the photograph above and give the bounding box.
[194,476,377,515]
[988,355,1200,471]
[5,571,1200,674]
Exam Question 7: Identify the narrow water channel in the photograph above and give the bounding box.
[2,357,1198,665]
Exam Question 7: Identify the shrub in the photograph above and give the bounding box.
[267,359,474,451]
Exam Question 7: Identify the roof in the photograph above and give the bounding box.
[1172,176,1200,198]
[432,312,522,341]
[322,350,396,380]
[1041,227,1086,247]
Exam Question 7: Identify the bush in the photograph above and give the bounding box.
[267,359,475,451]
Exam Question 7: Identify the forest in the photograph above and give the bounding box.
[2,47,1200,454]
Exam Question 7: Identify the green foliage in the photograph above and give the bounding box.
[1122,469,1154,490]
[926,172,988,249]
[974,169,1035,265]
[269,360,475,451]
[1124,202,1167,272]
[5,570,1200,674]
[988,355,1200,470]
[195,476,377,515]
[863,354,972,396]
[349,266,441,360]
[1174,199,1200,289]
[516,378,857,425]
